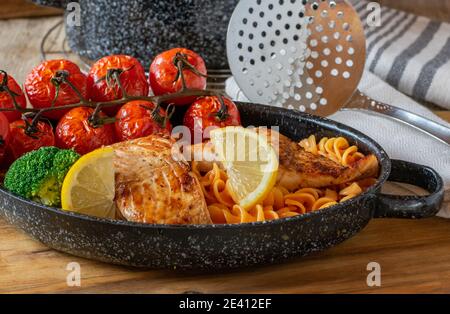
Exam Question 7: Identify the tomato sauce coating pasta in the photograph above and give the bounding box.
[299,135,365,167]
[192,135,378,224]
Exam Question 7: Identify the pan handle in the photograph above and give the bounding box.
[374,160,444,219]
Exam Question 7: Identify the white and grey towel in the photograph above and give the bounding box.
[352,0,450,109]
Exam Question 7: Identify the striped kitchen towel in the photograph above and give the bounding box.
[351,0,450,109]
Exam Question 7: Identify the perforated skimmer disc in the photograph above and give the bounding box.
[227,0,366,116]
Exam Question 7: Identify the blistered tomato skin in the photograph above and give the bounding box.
[24,60,88,120]
[8,119,55,161]
[87,55,149,116]
[0,113,10,165]
[115,101,172,142]
[183,96,241,143]
[149,48,207,105]
[0,72,27,122]
[56,107,116,156]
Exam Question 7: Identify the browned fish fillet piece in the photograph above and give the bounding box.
[187,128,379,190]
[112,135,212,225]
[261,128,379,190]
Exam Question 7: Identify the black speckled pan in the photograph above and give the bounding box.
[0,103,444,270]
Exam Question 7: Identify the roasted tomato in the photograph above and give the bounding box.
[24,60,88,120]
[115,101,172,142]
[0,71,27,122]
[0,113,10,165]
[183,96,241,143]
[87,55,149,116]
[149,48,207,105]
[56,107,116,155]
[8,119,55,160]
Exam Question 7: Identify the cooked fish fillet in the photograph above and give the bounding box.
[187,128,379,190]
[262,128,379,190]
[112,135,212,225]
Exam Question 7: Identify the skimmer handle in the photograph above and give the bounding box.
[344,91,450,146]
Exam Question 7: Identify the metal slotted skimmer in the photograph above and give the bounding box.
[227,0,450,145]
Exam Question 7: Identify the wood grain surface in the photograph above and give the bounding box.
[1,0,450,21]
[0,18,67,84]
[378,0,450,22]
[0,5,449,294]
[1,216,450,294]
[0,0,62,20]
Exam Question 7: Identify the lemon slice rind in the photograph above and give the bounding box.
[61,147,115,219]
[210,127,279,210]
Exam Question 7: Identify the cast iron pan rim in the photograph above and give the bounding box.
[0,104,391,229]
[0,184,381,229]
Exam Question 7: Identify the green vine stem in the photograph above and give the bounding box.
[0,55,228,134]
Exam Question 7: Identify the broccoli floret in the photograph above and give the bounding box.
[4,147,80,207]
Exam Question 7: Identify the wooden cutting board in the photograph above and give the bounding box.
[0,11,450,293]
[1,217,450,294]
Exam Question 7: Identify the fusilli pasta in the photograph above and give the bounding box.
[299,135,365,166]
[193,162,376,225]
[191,135,378,224]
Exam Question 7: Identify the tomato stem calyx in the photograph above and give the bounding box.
[0,70,23,111]
[173,52,207,90]
[212,96,230,122]
[18,116,42,139]
[95,66,134,99]
[51,70,70,86]
[0,70,9,91]
[107,68,126,98]
[140,103,175,129]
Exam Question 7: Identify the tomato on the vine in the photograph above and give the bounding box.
[87,55,149,116]
[0,71,27,122]
[24,59,88,120]
[115,101,172,142]
[56,107,116,155]
[0,113,10,165]
[7,119,55,160]
[183,96,241,143]
[149,48,207,105]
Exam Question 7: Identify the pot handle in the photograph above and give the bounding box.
[32,0,69,9]
[374,160,444,219]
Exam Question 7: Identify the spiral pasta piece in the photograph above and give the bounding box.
[339,182,363,202]
[299,135,365,166]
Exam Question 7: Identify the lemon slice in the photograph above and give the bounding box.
[210,126,279,210]
[61,147,116,219]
